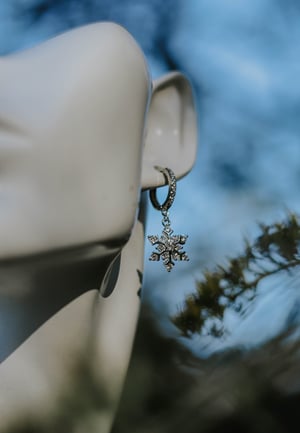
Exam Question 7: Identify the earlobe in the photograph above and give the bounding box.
[141,72,198,189]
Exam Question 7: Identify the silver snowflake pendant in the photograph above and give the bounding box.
[148,167,189,272]
[148,227,189,272]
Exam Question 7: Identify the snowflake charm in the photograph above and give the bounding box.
[148,228,189,272]
[147,166,190,272]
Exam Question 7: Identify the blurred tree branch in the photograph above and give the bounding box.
[173,213,300,337]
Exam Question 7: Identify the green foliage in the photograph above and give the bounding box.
[173,213,300,337]
[114,311,300,433]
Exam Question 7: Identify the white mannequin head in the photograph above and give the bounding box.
[0,22,197,431]
[0,22,197,260]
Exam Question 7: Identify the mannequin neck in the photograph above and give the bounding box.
[0,244,119,361]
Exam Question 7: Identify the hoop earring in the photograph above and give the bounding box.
[148,166,189,272]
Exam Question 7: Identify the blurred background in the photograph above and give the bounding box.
[2,1,300,431]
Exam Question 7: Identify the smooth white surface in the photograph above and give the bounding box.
[142,71,198,189]
[0,22,150,258]
[0,22,197,431]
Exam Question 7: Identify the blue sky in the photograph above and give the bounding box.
[2,0,300,356]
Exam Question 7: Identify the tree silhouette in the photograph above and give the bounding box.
[173,213,300,338]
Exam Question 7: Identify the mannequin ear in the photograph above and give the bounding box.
[141,72,197,189]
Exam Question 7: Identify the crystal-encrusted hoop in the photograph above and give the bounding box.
[149,166,176,211]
